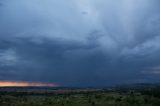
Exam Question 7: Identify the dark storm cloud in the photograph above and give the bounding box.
[0,0,160,86]
[0,37,105,86]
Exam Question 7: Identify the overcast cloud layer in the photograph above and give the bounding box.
[0,0,160,86]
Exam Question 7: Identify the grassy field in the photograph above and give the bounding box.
[0,85,160,106]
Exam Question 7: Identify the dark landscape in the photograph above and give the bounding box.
[1,84,160,106]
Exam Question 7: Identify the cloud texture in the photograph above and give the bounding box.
[0,0,160,86]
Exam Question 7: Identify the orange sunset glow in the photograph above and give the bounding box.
[0,81,57,87]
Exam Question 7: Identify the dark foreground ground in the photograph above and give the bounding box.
[0,84,160,106]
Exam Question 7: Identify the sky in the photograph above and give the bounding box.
[0,0,160,87]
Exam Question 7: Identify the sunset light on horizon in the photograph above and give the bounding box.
[0,81,57,87]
